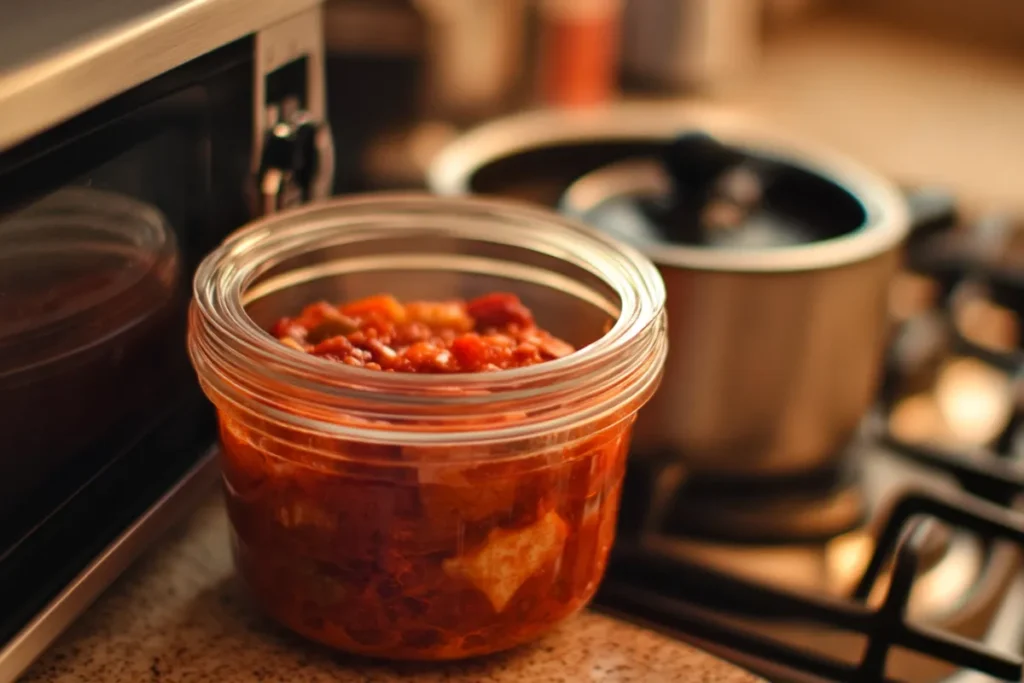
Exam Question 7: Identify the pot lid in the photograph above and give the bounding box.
[0,187,179,377]
[561,131,906,272]
[428,104,910,273]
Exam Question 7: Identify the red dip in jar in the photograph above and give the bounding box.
[270,292,575,371]
[189,195,667,661]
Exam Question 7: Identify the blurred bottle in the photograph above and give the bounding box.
[621,0,764,94]
[534,0,623,108]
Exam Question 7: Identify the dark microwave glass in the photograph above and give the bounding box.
[0,38,254,643]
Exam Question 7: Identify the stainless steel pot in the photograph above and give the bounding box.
[428,103,910,477]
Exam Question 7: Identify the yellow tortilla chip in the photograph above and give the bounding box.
[442,511,568,612]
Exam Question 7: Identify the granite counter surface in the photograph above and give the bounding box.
[19,493,760,683]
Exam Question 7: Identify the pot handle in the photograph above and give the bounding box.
[902,185,959,247]
[901,185,967,288]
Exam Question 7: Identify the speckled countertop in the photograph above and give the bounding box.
[18,491,760,683]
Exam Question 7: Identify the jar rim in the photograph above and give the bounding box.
[189,193,668,446]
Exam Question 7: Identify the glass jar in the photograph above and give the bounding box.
[188,194,667,660]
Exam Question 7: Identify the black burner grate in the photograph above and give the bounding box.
[599,432,1024,682]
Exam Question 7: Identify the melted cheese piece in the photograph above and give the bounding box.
[443,511,569,613]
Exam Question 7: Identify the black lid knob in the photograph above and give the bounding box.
[661,131,748,197]
[657,131,760,244]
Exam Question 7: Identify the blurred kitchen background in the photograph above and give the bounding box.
[325,0,1024,214]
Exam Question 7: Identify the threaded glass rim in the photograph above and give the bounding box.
[188,193,667,447]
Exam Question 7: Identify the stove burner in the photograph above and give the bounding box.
[600,444,1024,682]
[622,431,991,602]
[623,452,867,544]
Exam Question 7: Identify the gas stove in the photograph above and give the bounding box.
[594,200,1024,682]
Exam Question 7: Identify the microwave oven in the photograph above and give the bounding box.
[0,1,334,679]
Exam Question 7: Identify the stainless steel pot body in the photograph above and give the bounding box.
[631,251,899,475]
[429,103,909,477]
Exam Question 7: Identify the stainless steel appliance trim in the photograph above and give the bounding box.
[427,102,910,273]
[0,0,322,150]
[0,448,220,683]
